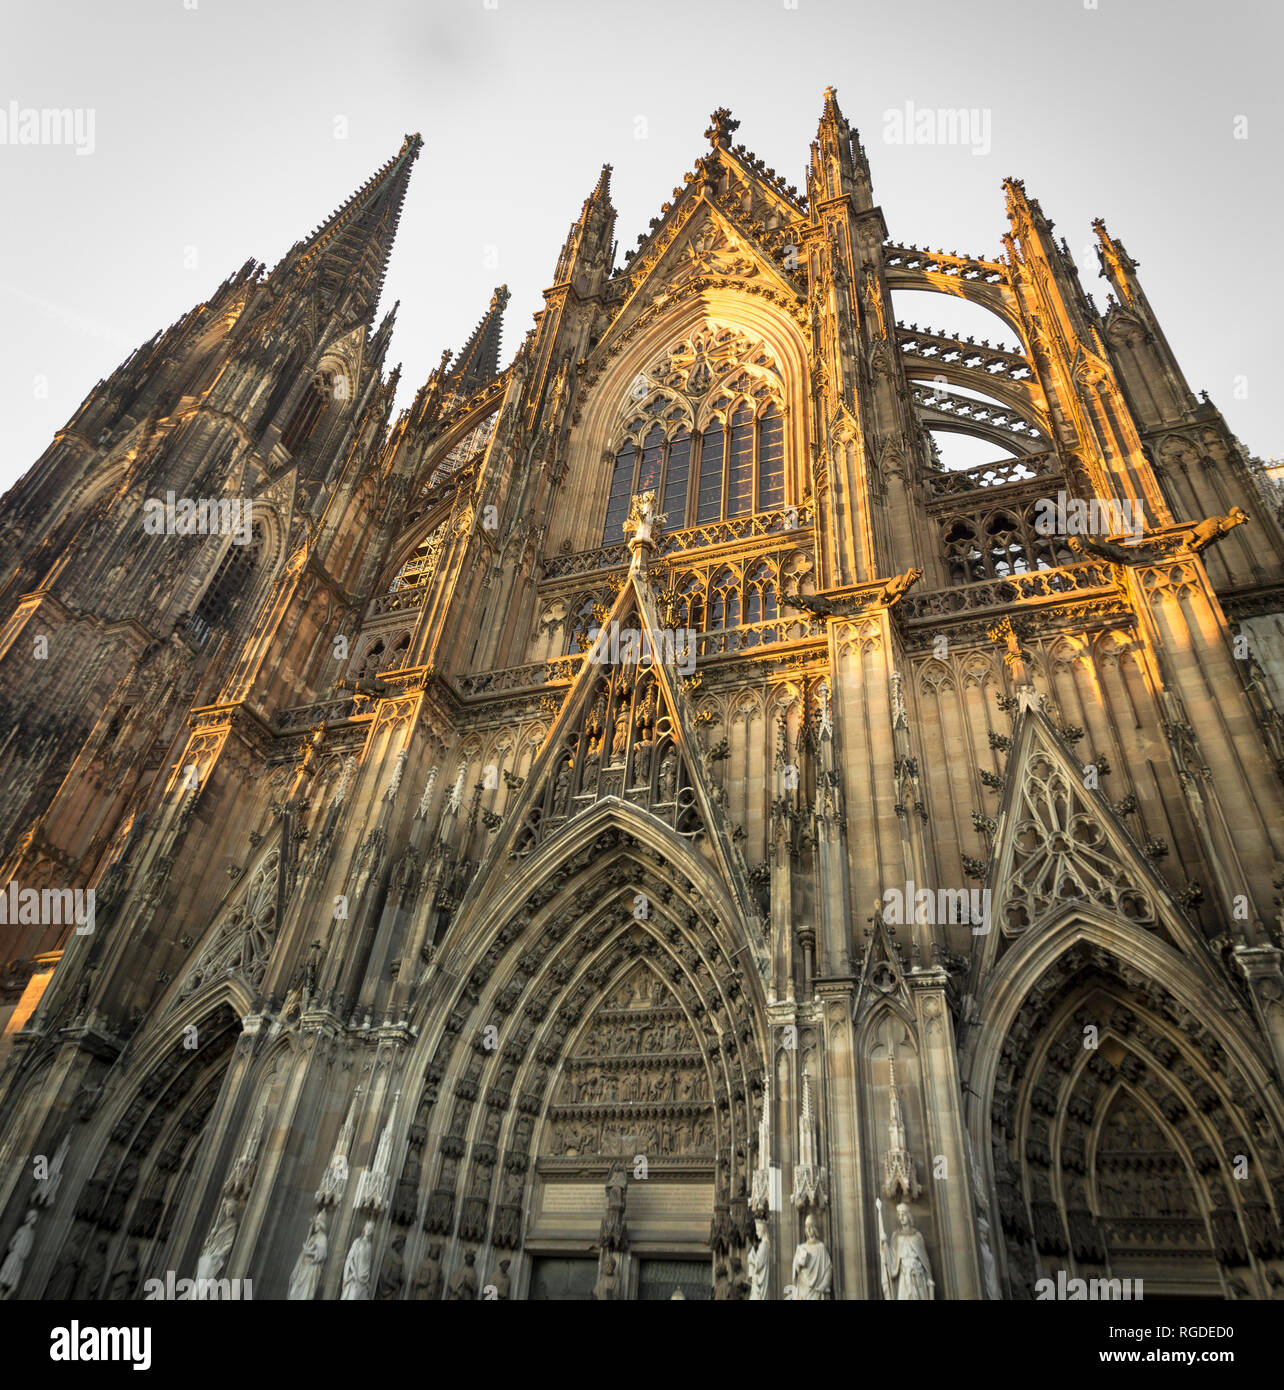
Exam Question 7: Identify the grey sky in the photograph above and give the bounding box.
[1,0,1279,491]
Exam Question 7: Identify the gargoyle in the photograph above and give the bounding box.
[780,588,841,618]
[879,567,923,607]
[1068,506,1248,566]
[780,566,923,617]
[334,676,389,698]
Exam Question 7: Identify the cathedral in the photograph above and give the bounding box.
[1,90,1283,1303]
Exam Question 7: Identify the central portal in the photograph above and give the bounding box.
[526,961,717,1295]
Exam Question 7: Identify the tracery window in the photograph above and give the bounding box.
[708,567,740,629]
[600,396,788,543]
[281,372,335,453]
[391,523,446,591]
[939,502,1074,584]
[669,557,792,635]
[744,560,778,623]
[188,524,263,647]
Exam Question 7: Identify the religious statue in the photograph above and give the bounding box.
[376,1234,405,1300]
[658,749,678,802]
[45,1226,86,1300]
[876,1198,935,1300]
[0,1209,37,1299]
[79,1236,108,1300]
[194,1198,239,1297]
[553,756,573,814]
[592,1250,620,1300]
[413,1242,442,1300]
[790,1213,832,1300]
[287,1211,327,1300]
[490,1258,511,1300]
[747,1217,771,1300]
[600,1162,628,1249]
[446,1250,478,1300]
[341,1220,374,1300]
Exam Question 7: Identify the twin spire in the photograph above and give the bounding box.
[272,132,423,324]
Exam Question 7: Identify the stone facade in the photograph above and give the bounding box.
[1,93,1284,1301]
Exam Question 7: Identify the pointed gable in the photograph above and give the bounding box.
[984,705,1199,956]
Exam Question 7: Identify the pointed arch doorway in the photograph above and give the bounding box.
[526,955,717,1299]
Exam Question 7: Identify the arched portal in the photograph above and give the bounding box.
[399,807,768,1301]
[970,939,1284,1300]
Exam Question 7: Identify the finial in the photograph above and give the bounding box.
[704,107,740,149]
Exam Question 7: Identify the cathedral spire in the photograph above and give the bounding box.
[554,164,616,290]
[808,85,873,211]
[445,285,510,397]
[272,132,423,324]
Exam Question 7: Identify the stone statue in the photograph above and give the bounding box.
[45,1226,87,1300]
[0,1209,37,1299]
[79,1236,108,1300]
[489,1257,511,1300]
[658,749,678,802]
[287,1211,328,1301]
[592,1250,620,1301]
[446,1249,478,1300]
[413,1242,442,1300]
[876,1198,935,1300]
[376,1234,405,1300]
[601,1161,628,1249]
[341,1220,374,1300]
[194,1198,239,1297]
[747,1217,771,1299]
[713,1260,731,1299]
[790,1213,832,1300]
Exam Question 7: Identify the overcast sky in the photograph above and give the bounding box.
[1,0,1279,491]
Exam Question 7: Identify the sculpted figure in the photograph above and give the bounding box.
[195,1199,239,1297]
[376,1234,406,1301]
[287,1211,328,1301]
[413,1242,443,1300]
[790,1213,832,1300]
[490,1258,511,1300]
[747,1218,771,1300]
[658,750,678,802]
[877,1199,935,1300]
[446,1250,478,1300]
[341,1220,375,1300]
[592,1251,620,1301]
[0,1209,37,1299]
[45,1226,87,1300]
[79,1237,108,1300]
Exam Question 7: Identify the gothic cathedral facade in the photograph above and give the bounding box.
[1,92,1284,1301]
